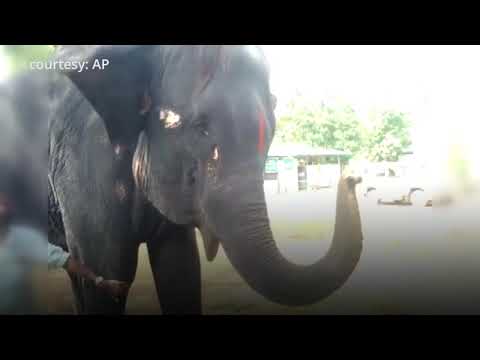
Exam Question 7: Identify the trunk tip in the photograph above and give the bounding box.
[343,175,362,188]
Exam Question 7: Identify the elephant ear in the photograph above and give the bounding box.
[54,45,153,145]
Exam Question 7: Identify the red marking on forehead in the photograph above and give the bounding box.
[257,109,266,154]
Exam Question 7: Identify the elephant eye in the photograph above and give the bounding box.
[194,118,210,137]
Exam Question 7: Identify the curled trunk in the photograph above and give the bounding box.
[206,176,363,306]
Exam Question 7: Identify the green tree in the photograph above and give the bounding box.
[2,45,54,73]
[365,111,412,162]
[275,96,365,156]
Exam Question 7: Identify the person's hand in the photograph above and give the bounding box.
[97,279,130,302]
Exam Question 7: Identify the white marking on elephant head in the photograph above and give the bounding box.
[159,109,182,129]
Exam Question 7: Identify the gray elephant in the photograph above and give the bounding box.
[49,45,364,314]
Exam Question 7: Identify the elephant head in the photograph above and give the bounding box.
[57,45,363,307]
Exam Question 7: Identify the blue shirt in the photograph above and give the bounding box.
[0,226,48,313]
[48,242,70,270]
[0,226,69,314]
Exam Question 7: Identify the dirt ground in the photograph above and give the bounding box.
[45,186,480,315]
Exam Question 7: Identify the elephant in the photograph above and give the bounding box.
[48,45,364,314]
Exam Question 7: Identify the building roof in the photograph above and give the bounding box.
[268,142,352,157]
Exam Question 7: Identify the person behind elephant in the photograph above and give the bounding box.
[0,194,47,314]
[1,68,129,314]
[1,192,129,313]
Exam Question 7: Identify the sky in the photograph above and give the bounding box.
[1,45,479,184]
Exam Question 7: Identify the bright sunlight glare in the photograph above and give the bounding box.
[261,45,480,186]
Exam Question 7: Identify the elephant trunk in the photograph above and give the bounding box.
[205,176,363,306]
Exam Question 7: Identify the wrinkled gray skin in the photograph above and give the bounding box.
[0,71,47,233]
[49,45,364,314]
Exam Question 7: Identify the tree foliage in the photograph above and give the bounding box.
[366,111,412,162]
[275,96,412,161]
[275,96,366,156]
[2,45,54,73]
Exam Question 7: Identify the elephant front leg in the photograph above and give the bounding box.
[68,272,85,314]
[147,224,202,315]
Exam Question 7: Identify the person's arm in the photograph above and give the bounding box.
[48,243,98,281]
[64,258,129,300]
[62,256,100,284]
[48,243,103,285]
[48,243,70,271]
[50,243,130,300]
